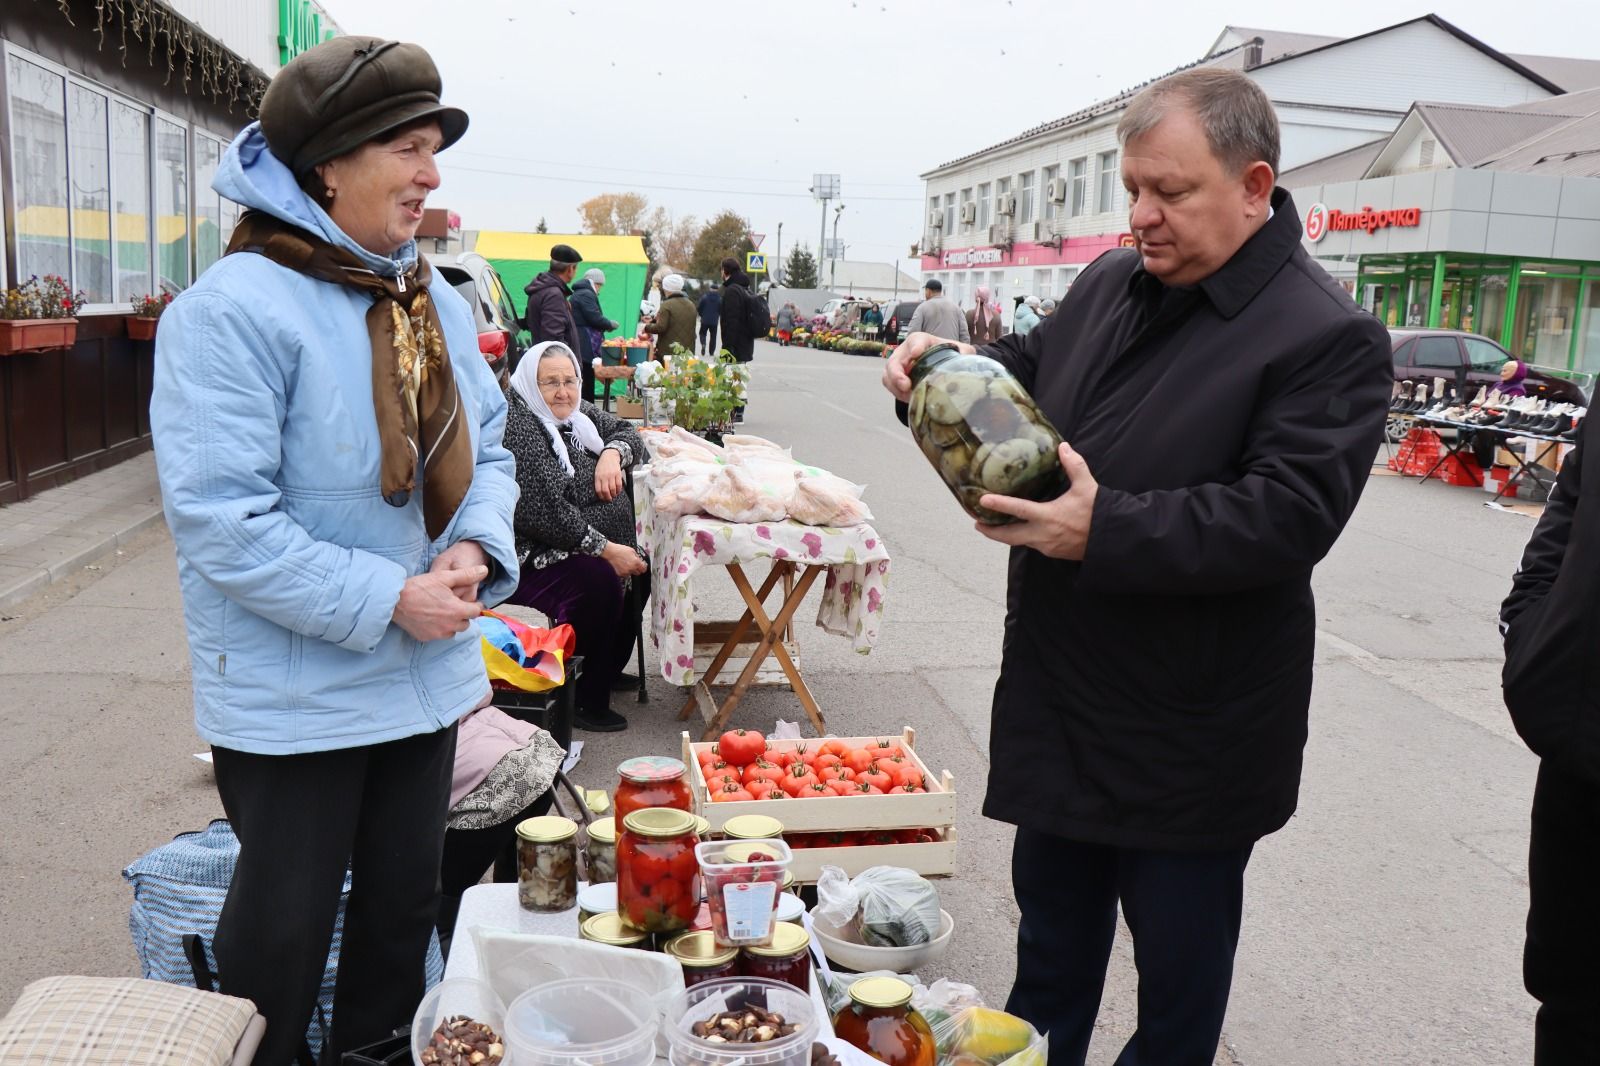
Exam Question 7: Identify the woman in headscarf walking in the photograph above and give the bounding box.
[502,342,648,732]
[150,36,517,1064]
[968,284,1005,343]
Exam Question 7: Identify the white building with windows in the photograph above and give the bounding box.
[0,0,342,502]
[917,15,1600,324]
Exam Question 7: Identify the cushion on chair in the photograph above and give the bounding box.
[0,976,257,1066]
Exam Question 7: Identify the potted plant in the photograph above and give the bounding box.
[656,343,747,445]
[0,275,86,355]
[127,292,174,341]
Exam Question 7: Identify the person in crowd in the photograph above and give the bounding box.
[905,278,970,343]
[697,284,722,356]
[718,257,757,362]
[150,37,518,1065]
[1497,408,1600,1062]
[1013,295,1042,336]
[1500,358,1530,398]
[882,67,1390,1064]
[523,243,583,379]
[643,273,697,357]
[1500,412,1600,1062]
[775,302,798,345]
[569,266,618,401]
[967,284,1005,343]
[1038,297,1057,318]
[502,341,646,733]
[862,301,884,341]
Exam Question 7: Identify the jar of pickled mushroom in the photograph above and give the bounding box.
[663,930,740,989]
[515,816,578,913]
[907,343,1068,524]
[615,756,692,822]
[617,807,700,935]
[585,817,618,884]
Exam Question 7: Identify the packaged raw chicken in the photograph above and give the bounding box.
[653,473,717,517]
[701,465,789,523]
[645,434,721,464]
[669,425,725,457]
[790,476,874,526]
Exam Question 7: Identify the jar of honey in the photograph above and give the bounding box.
[615,756,692,821]
[832,977,936,1066]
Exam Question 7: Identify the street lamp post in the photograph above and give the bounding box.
[831,203,846,290]
[810,173,840,293]
[775,222,783,287]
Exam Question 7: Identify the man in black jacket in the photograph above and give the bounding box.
[521,243,583,378]
[884,69,1390,1064]
[717,257,756,363]
[1500,425,1600,1062]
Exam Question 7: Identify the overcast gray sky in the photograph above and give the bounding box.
[324,0,1598,270]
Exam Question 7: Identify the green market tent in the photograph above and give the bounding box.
[475,231,651,340]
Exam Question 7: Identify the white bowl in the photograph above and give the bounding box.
[808,909,954,972]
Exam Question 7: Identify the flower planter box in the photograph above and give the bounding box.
[126,316,159,341]
[0,318,78,355]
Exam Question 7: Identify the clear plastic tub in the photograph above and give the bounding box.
[411,978,507,1066]
[694,840,792,948]
[505,977,657,1066]
[666,977,817,1066]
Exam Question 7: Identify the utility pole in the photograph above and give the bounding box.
[775,222,783,287]
[810,173,840,293]
[831,204,846,290]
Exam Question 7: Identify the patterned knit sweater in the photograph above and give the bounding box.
[504,394,644,570]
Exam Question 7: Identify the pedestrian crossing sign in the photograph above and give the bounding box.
[746,253,768,274]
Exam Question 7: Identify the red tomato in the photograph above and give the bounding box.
[892,783,926,794]
[704,770,741,791]
[703,758,736,779]
[845,782,885,797]
[876,753,913,782]
[813,753,845,773]
[768,747,798,769]
[867,737,903,759]
[711,782,754,802]
[856,765,893,792]
[779,764,821,797]
[717,729,767,768]
[761,789,788,801]
[860,829,899,846]
[744,779,778,799]
[741,758,784,786]
[799,782,833,799]
[817,764,854,784]
[824,778,859,796]
[819,739,852,759]
[844,748,877,775]
[787,832,814,848]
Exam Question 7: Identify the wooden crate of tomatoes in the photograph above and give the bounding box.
[680,726,957,882]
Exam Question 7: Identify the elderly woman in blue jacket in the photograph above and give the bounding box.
[150,38,516,1065]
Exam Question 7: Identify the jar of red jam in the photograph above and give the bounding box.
[663,930,739,988]
[618,807,700,935]
[740,921,811,992]
[615,756,692,821]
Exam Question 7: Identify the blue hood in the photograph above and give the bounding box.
[214,122,416,277]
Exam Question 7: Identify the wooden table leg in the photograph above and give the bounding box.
[727,564,828,736]
[676,561,790,721]
[698,565,823,740]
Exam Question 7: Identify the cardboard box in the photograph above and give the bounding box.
[615,397,644,420]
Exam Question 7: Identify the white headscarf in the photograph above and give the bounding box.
[662,273,685,294]
[509,341,606,476]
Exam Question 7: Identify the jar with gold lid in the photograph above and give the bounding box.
[585,816,618,884]
[580,911,650,949]
[831,977,936,1066]
[515,815,578,913]
[615,756,691,821]
[618,807,700,934]
[662,930,739,988]
[721,814,784,841]
[740,921,811,992]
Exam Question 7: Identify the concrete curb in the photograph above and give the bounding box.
[0,506,166,610]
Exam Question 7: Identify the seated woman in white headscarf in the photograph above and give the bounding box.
[503,341,647,732]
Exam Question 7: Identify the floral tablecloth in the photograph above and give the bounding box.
[636,473,892,687]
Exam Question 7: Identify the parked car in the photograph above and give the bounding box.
[885,300,921,343]
[1387,327,1590,439]
[426,252,528,385]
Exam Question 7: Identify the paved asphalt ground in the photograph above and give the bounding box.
[0,339,1546,1063]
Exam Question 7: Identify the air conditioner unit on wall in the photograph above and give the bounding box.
[960,202,977,225]
[1046,178,1067,204]
[928,210,944,229]
[989,223,1010,245]
[1030,221,1047,242]
[996,194,1017,217]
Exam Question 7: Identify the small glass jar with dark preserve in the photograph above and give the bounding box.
[740,921,811,993]
[663,930,740,988]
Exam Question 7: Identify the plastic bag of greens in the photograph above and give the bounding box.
[815,866,941,947]
[931,1007,1047,1066]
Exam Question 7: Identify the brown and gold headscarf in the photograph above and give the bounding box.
[226,211,473,540]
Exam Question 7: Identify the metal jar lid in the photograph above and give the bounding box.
[721,814,784,840]
[720,841,784,863]
[743,921,810,958]
[580,911,649,947]
[515,815,577,844]
[587,817,617,844]
[622,807,698,838]
[690,814,712,837]
[618,755,686,783]
[663,930,738,968]
[577,882,617,915]
[849,976,914,1009]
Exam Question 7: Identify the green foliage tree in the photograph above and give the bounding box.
[688,211,755,282]
[535,216,549,234]
[782,244,818,288]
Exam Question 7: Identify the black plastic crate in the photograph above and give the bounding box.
[490,655,581,753]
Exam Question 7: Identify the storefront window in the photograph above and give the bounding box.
[976,183,991,230]
[68,83,111,304]
[943,192,955,236]
[1057,266,1078,296]
[9,56,69,283]
[155,118,189,291]
[1478,273,1510,343]
[1577,280,1600,376]
[1034,269,1052,298]
[1069,158,1086,218]
[1018,171,1035,225]
[113,102,152,302]
[194,133,225,275]
[1511,271,1580,367]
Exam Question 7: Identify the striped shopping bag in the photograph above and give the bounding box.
[123,819,443,1059]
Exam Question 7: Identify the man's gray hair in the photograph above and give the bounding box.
[1116,67,1280,177]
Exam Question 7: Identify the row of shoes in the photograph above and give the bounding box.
[1391,379,1586,440]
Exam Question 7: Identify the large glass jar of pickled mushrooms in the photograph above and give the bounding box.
[907,343,1067,524]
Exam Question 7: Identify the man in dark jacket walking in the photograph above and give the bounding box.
[697,286,721,356]
[522,243,583,380]
[717,257,756,363]
[569,267,618,401]
[1500,422,1600,1061]
[884,68,1390,1064]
